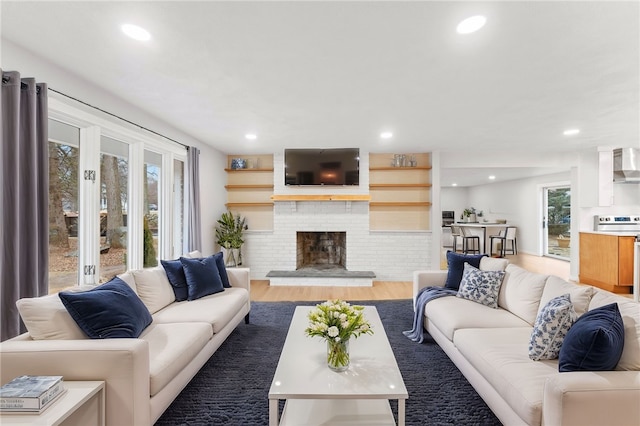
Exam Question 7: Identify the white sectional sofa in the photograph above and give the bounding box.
[0,257,251,426]
[413,259,640,426]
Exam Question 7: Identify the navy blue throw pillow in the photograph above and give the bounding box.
[58,277,152,339]
[558,303,625,372]
[214,251,231,288]
[444,251,486,290]
[180,255,225,300]
[161,259,188,301]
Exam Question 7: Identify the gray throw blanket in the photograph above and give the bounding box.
[403,286,458,343]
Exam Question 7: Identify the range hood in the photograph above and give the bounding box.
[613,148,640,183]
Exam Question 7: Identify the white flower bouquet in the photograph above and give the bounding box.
[304,300,373,370]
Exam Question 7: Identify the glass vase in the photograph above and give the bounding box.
[326,338,350,372]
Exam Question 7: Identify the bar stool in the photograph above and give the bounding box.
[490,226,517,257]
[460,226,480,254]
[450,225,463,253]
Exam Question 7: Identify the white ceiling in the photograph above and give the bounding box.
[2,1,639,187]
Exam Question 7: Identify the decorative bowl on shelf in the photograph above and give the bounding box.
[230,158,247,169]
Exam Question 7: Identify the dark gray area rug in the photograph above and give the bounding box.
[155,300,502,425]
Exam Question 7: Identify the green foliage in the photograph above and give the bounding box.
[143,216,157,267]
[547,188,571,224]
[215,211,247,249]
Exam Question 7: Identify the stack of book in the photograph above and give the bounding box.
[0,375,65,413]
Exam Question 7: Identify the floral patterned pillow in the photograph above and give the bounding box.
[456,262,505,308]
[529,293,577,360]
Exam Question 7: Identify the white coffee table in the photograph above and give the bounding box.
[269,306,408,426]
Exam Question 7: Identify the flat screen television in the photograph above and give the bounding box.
[284,148,360,186]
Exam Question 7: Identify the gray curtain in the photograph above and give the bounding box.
[1,70,49,341]
[185,146,202,252]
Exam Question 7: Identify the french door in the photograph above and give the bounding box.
[47,113,186,292]
[542,185,571,260]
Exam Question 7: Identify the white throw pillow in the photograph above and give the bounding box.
[498,264,548,325]
[538,276,594,317]
[529,294,577,360]
[456,263,505,308]
[16,293,87,340]
[131,267,176,314]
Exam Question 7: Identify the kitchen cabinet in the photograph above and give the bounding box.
[579,232,634,293]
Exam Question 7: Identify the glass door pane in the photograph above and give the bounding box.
[144,150,162,267]
[173,159,185,258]
[100,136,129,282]
[545,186,571,259]
[47,119,80,294]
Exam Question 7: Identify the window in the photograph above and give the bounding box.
[100,136,129,282]
[48,119,80,293]
[47,101,187,290]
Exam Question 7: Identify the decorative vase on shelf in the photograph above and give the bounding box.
[327,339,350,372]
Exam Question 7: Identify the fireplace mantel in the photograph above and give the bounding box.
[270,194,371,202]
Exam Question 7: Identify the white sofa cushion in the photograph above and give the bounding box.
[454,327,557,426]
[16,293,87,340]
[498,264,548,325]
[140,322,212,396]
[118,271,137,293]
[479,256,509,271]
[152,287,249,333]
[131,267,176,314]
[589,291,640,371]
[538,276,594,317]
[425,296,530,341]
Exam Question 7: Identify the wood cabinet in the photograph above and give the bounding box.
[579,232,634,293]
[225,154,274,230]
[369,153,432,231]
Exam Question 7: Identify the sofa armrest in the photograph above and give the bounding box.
[227,267,250,292]
[0,337,151,426]
[412,270,448,309]
[543,371,640,426]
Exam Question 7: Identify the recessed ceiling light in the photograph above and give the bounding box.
[380,132,393,139]
[563,129,580,136]
[121,24,151,41]
[457,15,486,34]
[245,133,257,140]
[488,175,496,180]
[452,183,458,187]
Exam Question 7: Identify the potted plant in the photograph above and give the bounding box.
[463,207,477,223]
[215,211,247,267]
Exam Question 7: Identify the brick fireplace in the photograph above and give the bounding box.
[240,152,433,284]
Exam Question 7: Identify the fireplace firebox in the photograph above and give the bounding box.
[296,232,346,270]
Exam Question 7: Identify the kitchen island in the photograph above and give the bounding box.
[579,231,635,293]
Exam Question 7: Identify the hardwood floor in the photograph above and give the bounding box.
[250,252,570,302]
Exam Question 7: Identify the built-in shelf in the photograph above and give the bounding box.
[224,168,274,172]
[225,154,275,231]
[271,194,371,202]
[369,166,432,171]
[225,202,274,207]
[225,184,274,189]
[369,183,432,188]
[369,202,432,207]
[369,153,432,231]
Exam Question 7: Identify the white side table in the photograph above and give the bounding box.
[0,381,105,426]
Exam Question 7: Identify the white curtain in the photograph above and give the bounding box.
[185,146,202,252]
[1,70,49,341]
